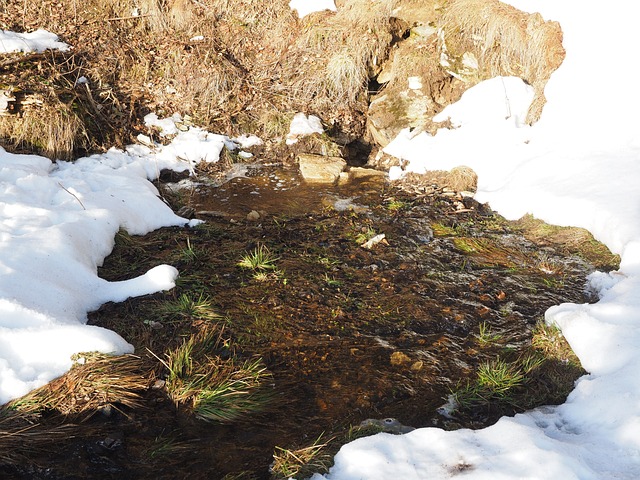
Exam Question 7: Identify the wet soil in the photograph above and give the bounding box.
[1,164,618,480]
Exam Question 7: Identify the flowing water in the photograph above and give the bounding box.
[5,163,617,479]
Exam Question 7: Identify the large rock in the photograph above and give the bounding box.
[366,0,565,148]
[298,154,347,184]
[367,23,464,147]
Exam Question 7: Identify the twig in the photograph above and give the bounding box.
[57,183,86,210]
[103,14,153,22]
[0,51,69,71]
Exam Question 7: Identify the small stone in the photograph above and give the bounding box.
[146,320,163,330]
[152,379,166,390]
[359,417,415,434]
[99,404,113,417]
[100,435,123,450]
[347,167,387,182]
[246,210,260,221]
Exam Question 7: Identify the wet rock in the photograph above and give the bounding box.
[347,166,387,182]
[247,210,261,221]
[359,417,415,434]
[99,433,124,450]
[297,154,347,184]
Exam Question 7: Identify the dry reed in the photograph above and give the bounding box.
[440,0,565,123]
[7,352,150,417]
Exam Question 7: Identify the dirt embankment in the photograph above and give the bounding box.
[0,0,563,164]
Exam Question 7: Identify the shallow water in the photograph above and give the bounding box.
[8,164,604,479]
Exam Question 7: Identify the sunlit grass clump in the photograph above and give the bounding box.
[452,354,542,411]
[531,320,580,367]
[271,434,332,480]
[159,292,220,321]
[161,328,272,423]
[238,244,282,281]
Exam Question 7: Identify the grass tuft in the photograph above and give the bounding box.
[452,357,525,411]
[238,244,281,281]
[531,321,580,367]
[474,321,502,345]
[7,353,149,417]
[160,327,272,423]
[325,50,367,102]
[158,292,220,321]
[271,434,333,480]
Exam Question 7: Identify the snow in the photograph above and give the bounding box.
[289,0,336,18]
[3,2,640,477]
[0,147,187,402]
[286,112,325,145]
[0,28,69,53]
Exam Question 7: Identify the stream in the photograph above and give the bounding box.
[4,163,617,480]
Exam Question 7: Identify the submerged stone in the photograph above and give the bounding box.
[298,154,347,184]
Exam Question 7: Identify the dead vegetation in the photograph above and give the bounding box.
[6,352,150,417]
[0,0,565,161]
[439,0,565,123]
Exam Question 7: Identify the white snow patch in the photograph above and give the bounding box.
[289,0,336,18]
[0,28,70,53]
[286,112,324,145]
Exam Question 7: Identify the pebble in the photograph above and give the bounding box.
[359,418,415,434]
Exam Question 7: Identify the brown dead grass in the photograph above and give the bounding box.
[7,352,150,417]
[0,98,84,160]
[448,165,478,192]
[0,0,564,158]
[50,0,395,141]
[440,0,565,123]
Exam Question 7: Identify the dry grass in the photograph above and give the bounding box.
[440,0,565,123]
[286,0,394,107]
[1,0,399,151]
[0,0,564,157]
[447,165,478,192]
[271,434,333,479]
[7,352,150,417]
[0,415,81,467]
[0,99,85,160]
